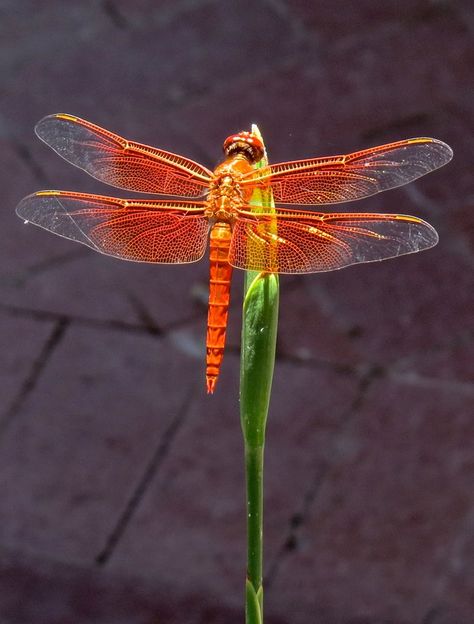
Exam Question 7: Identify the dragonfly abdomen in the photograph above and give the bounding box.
[206,222,233,393]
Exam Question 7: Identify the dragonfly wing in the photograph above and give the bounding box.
[241,138,453,205]
[35,114,213,196]
[229,208,438,273]
[17,191,210,263]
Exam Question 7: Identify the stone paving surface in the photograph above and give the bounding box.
[0,1,472,623]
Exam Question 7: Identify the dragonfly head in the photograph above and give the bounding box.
[223,132,264,163]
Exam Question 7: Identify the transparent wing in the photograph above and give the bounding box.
[35,114,213,196]
[16,191,210,263]
[229,207,438,273]
[241,138,453,205]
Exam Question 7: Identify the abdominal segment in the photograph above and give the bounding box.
[206,222,233,393]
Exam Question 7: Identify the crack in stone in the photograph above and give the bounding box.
[0,303,164,338]
[95,386,196,565]
[0,303,208,347]
[101,0,128,30]
[0,317,69,436]
[13,249,88,287]
[264,364,382,587]
[126,292,163,337]
[14,142,50,185]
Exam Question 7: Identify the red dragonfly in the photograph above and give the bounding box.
[16,114,452,392]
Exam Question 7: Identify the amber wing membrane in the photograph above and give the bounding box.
[35,114,213,196]
[229,208,438,273]
[16,191,210,263]
[241,138,453,205]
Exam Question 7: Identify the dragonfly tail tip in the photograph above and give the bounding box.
[206,376,217,394]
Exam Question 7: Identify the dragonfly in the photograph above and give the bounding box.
[16,114,452,392]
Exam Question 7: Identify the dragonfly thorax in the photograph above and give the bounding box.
[207,153,257,220]
[206,173,242,220]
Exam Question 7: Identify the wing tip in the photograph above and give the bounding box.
[34,113,79,139]
[15,190,60,218]
[394,213,439,245]
[420,222,439,249]
[15,193,36,220]
[408,137,454,165]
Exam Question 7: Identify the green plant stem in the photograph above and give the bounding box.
[240,125,279,624]
[245,444,264,592]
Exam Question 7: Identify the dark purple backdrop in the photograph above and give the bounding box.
[0,2,472,623]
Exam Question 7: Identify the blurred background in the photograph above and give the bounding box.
[0,1,473,623]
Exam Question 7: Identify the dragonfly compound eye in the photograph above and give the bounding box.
[223,132,265,163]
